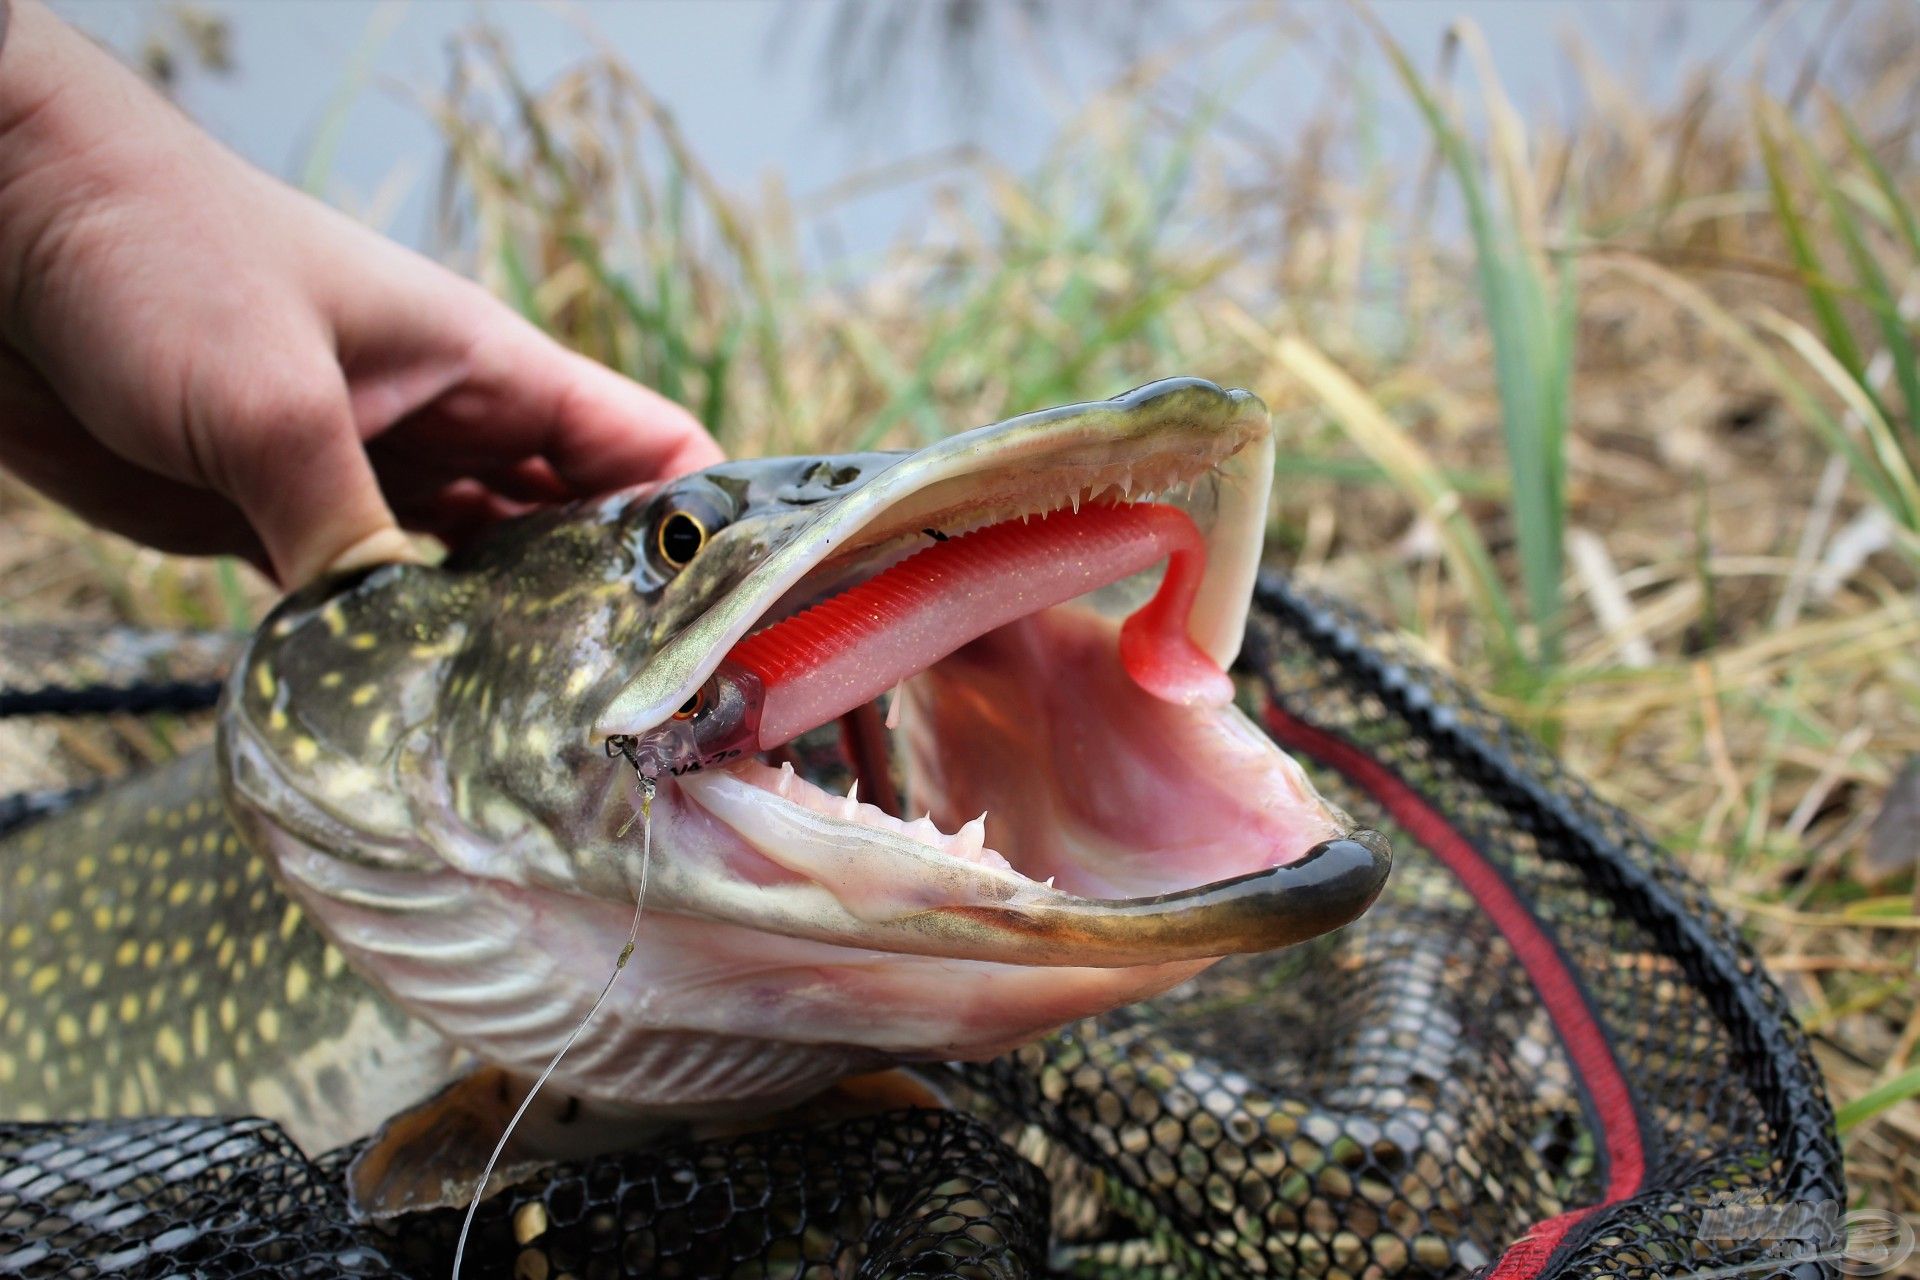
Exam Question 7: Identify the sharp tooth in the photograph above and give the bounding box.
[1070,491,1080,515]
[1119,470,1132,498]
[847,778,860,803]
[956,814,987,853]
[905,815,941,845]
[777,762,795,797]
[884,686,903,730]
[1044,875,1056,889]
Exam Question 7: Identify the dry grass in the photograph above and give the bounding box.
[4,2,1918,1213]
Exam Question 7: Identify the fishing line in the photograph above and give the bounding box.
[451,775,656,1280]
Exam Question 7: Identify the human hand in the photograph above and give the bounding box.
[0,0,722,587]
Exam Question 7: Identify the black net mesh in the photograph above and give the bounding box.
[0,577,1844,1279]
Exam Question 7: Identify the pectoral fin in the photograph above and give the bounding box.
[346,1067,563,1220]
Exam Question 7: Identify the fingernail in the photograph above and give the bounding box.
[323,528,423,580]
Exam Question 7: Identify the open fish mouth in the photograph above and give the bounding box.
[600,379,1389,968]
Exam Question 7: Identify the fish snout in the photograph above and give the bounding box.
[903,830,1391,967]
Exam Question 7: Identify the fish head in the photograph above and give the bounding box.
[220,378,1388,1110]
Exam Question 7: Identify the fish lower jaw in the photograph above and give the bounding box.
[734,757,1012,873]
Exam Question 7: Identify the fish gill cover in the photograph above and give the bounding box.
[0,579,1842,1280]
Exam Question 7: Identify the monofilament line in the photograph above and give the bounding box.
[452,776,656,1280]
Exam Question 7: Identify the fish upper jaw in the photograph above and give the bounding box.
[595,378,1274,742]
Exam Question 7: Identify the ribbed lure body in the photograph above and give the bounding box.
[618,502,1230,779]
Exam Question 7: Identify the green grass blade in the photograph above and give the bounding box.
[1836,1061,1920,1132]
[1827,91,1920,264]
[1787,118,1910,431]
[1371,17,1570,669]
[1756,100,1866,383]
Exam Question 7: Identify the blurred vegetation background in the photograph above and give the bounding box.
[3,0,1917,1214]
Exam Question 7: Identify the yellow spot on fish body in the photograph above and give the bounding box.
[258,1008,281,1043]
[25,1028,46,1060]
[214,1061,238,1096]
[92,906,112,931]
[142,941,163,968]
[79,960,103,988]
[191,1006,210,1056]
[54,1013,79,1046]
[115,939,139,967]
[279,904,304,940]
[87,1002,108,1037]
[367,711,393,748]
[155,1025,186,1068]
[250,936,269,968]
[322,945,346,979]
[48,908,72,933]
[218,996,238,1031]
[75,854,97,879]
[110,842,130,864]
[7,923,31,949]
[169,938,192,964]
[290,737,318,766]
[349,633,378,650]
[350,683,378,707]
[119,994,141,1022]
[168,881,192,906]
[28,967,59,996]
[320,671,343,688]
[285,963,310,1003]
[0,1055,13,1085]
[254,667,275,700]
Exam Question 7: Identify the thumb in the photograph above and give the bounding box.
[220,388,420,587]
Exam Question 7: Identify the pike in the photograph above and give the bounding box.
[0,378,1389,1214]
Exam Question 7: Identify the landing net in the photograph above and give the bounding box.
[0,575,1844,1279]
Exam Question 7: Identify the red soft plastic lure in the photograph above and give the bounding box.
[619,502,1230,778]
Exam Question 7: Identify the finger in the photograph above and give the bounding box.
[470,320,725,493]
[0,367,267,560]
[216,383,421,587]
[407,480,534,548]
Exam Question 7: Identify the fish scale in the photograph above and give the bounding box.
[0,751,456,1151]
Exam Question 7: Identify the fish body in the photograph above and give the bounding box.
[0,752,455,1151]
[1,379,1389,1205]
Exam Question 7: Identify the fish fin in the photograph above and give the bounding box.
[346,1066,553,1220]
[825,1067,950,1112]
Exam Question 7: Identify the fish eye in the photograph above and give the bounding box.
[654,510,708,571]
[672,687,707,721]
